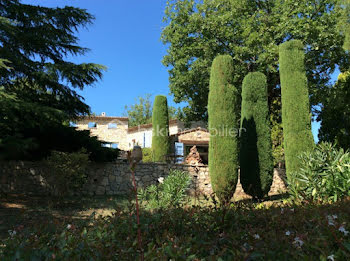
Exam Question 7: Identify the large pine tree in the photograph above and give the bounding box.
[0,0,109,160]
[0,0,105,117]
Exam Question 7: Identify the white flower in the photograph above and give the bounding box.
[338,225,349,236]
[290,208,295,212]
[8,230,16,237]
[327,254,335,261]
[253,234,260,239]
[67,224,72,230]
[158,177,164,184]
[327,215,336,226]
[285,231,291,236]
[243,242,251,251]
[293,237,304,247]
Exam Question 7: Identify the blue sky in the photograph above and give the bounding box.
[22,0,339,142]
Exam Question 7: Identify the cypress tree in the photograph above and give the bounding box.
[152,95,170,162]
[279,40,314,180]
[208,55,239,204]
[240,72,274,199]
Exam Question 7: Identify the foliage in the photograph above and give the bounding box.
[0,112,118,162]
[124,93,183,127]
[0,1,107,161]
[208,55,239,204]
[138,170,191,209]
[1,196,350,260]
[279,40,314,180]
[336,0,350,51]
[318,71,350,149]
[0,0,106,117]
[141,148,153,163]
[124,94,153,127]
[289,142,350,203]
[152,95,170,162]
[240,72,273,199]
[44,150,89,196]
[161,0,349,122]
[271,98,284,166]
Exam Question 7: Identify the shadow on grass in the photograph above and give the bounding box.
[1,194,350,260]
[0,193,130,240]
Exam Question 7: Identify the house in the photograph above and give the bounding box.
[75,113,208,161]
[75,113,129,150]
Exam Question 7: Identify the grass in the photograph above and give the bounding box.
[1,193,350,260]
[0,194,129,240]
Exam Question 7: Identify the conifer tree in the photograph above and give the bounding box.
[279,40,314,180]
[208,55,239,204]
[152,95,170,162]
[240,72,273,199]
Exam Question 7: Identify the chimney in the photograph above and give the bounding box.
[101,112,106,117]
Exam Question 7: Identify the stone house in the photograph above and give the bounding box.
[75,113,129,150]
[75,113,207,160]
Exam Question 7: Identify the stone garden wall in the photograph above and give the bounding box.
[0,161,287,198]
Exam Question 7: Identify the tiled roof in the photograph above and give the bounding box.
[78,115,129,121]
[128,119,178,133]
[176,127,208,135]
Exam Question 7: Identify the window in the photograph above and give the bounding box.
[102,143,118,149]
[108,123,117,129]
[88,122,97,128]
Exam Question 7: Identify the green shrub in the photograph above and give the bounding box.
[44,149,89,196]
[208,55,239,204]
[2,198,350,260]
[142,147,153,163]
[152,95,170,162]
[279,40,314,180]
[240,72,274,199]
[289,142,350,203]
[138,169,191,209]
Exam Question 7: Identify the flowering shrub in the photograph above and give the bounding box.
[138,169,191,209]
[289,142,350,203]
[1,199,350,260]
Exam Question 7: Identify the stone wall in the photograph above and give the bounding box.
[0,161,287,198]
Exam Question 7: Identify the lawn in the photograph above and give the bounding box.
[1,193,350,260]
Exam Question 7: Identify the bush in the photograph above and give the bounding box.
[240,72,274,199]
[289,142,350,203]
[208,55,239,204]
[2,198,350,260]
[44,149,89,196]
[152,95,170,162]
[142,147,153,163]
[138,169,191,209]
[0,123,118,162]
[279,40,314,180]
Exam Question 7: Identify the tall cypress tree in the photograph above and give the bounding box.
[208,55,239,204]
[279,40,314,180]
[240,72,273,199]
[152,95,170,162]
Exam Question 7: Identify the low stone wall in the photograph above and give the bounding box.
[0,161,287,198]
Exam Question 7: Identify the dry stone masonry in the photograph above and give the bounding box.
[0,161,287,198]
